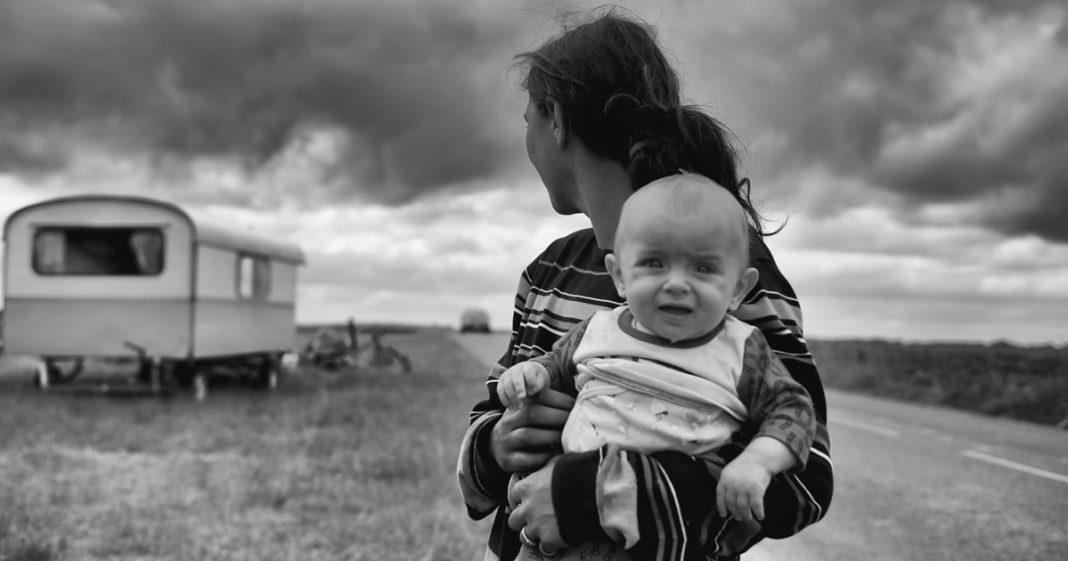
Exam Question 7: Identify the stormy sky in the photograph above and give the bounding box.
[1,0,1066,345]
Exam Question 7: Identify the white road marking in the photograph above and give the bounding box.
[961,449,1068,485]
[831,415,900,438]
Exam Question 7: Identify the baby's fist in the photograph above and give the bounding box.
[496,362,550,408]
[716,458,773,522]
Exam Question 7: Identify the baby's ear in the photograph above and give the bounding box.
[730,267,759,310]
[605,253,627,298]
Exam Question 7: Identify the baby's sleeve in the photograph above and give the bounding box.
[736,328,817,468]
[527,316,592,395]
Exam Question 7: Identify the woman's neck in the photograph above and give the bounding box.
[574,155,632,250]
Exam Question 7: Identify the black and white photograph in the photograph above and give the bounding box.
[0,1,1065,560]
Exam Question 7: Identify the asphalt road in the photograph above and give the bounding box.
[453,332,1068,561]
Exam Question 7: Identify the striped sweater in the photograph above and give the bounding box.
[457,228,833,561]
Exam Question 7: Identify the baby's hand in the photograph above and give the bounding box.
[496,362,551,408]
[716,457,773,522]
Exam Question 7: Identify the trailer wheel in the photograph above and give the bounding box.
[34,358,85,385]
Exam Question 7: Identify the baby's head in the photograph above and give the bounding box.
[605,173,759,343]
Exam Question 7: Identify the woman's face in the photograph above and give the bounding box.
[524,97,579,214]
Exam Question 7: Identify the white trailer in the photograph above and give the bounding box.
[1,194,305,396]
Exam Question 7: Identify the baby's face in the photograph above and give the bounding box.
[610,181,752,343]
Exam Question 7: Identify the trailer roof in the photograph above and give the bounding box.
[3,194,306,264]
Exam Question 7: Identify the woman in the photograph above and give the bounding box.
[457,10,832,561]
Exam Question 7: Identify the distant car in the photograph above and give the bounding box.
[459,308,491,333]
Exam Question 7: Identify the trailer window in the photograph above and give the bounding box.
[237,255,271,299]
[33,228,165,276]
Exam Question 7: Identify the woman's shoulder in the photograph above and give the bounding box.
[522,228,619,304]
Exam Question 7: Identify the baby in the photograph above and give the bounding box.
[498,173,816,559]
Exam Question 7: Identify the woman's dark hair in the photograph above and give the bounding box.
[515,8,770,235]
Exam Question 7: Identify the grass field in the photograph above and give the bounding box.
[4,327,1063,561]
[0,328,494,561]
[810,339,1068,427]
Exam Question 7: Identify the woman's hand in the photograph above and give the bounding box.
[507,456,565,553]
[490,388,574,473]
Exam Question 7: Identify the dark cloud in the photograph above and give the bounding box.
[0,0,532,204]
[691,0,1068,243]
[5,0,1064,244]
[0,132,67,174]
